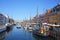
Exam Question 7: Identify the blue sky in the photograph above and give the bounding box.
[0,0,60,20]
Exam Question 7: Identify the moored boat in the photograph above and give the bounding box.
[33,23,50,37]
[0,14,9,32]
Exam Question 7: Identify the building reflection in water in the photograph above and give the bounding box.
[6,27,11,33]
[0,26,14,40]
[0,31,6,40]
[32,33,57,40]
[6,26,14,33]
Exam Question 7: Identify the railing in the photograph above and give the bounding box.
[50,29,60,40]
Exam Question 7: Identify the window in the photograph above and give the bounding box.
[0,16,5,25]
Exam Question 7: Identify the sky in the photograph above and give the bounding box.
[0,0,60,21]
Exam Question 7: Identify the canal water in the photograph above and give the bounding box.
[0,24,57,40]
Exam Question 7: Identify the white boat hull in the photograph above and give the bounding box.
[0,25,7,32]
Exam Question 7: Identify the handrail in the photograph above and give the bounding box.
[42,23,60,27]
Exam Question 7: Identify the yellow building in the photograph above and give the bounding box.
[48,3,60,24]
[49,15,57,24]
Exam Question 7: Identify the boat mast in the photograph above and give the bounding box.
[30,13,31,26]
[36,7,39,24]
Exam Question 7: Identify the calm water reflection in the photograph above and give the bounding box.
[0,25,56,40]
